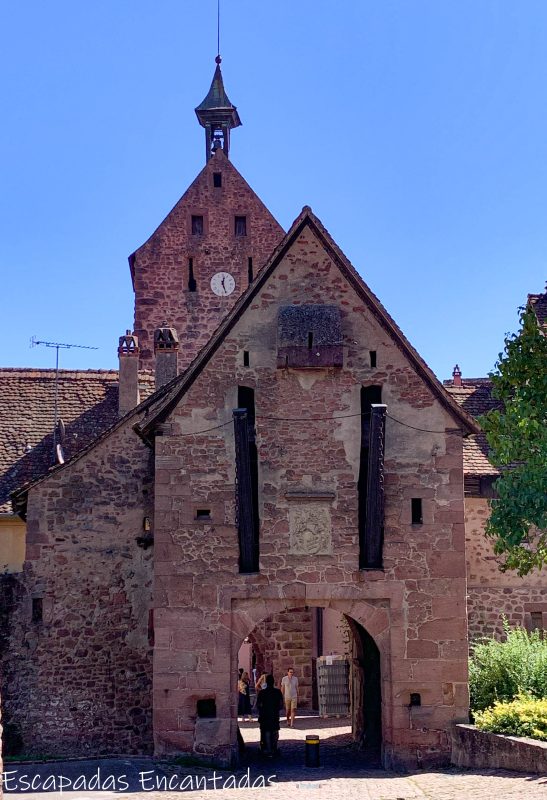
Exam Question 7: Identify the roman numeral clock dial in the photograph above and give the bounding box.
[210,271,236,296]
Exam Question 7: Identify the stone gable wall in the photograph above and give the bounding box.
[0,423,154,757]
[152,225,469,768]
[132,149,284,369]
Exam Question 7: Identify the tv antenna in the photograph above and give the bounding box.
[30,336,99,464]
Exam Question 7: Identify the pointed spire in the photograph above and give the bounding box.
[195,56,242,163]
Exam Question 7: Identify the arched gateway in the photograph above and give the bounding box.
[237,598,386,762]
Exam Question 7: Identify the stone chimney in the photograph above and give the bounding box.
[118,330,140,416]
[452,364,462,387]
[154,324,179,389]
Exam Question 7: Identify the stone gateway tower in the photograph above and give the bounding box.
[4,56,542,770]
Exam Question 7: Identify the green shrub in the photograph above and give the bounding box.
[474,695,547,741]
[469,622,547,712]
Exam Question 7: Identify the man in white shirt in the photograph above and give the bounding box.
[280,667,299,727]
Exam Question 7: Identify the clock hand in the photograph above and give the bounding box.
[221,276,226,291]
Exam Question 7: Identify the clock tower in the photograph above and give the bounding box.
[129,57,285,372]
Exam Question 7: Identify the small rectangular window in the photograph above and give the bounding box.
[235,216,247,237]
[196,509,211,521]
[197,698,217,718]
[191,215,204,235]
[411,498,423,525]
[188,257,197,292]
[370,350,377,368]
[32,597,43,623]
[213,172,222,188]
[243,350,250,367]
[530,612,544,634]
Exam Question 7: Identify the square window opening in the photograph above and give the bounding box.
[196,509,211,521]
[197,698,217,718]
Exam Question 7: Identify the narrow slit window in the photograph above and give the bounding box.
[213,172,222,188]
[307,331,314,350]
[188,257,197,292]
[248,257,253,283]
[191,215,204,235]
[411,498,423,525]
[147,608,154,647]
[243,350,250,367]
[235,216,247,237]
[196,509,211,521]
[32,597,43,623]
[370,350,377,368]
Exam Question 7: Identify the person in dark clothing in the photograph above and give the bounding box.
[256,674,283,756]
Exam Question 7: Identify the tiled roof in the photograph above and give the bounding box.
[444,378,500,481]
[0,369,154,514]
[529,289,547,327]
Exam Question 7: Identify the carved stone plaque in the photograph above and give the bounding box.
[289,505,332,555]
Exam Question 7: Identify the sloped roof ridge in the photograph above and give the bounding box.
[136,206,480,439]
[129,149,283,270]
[0,367,121,377]
[10,365,182,513]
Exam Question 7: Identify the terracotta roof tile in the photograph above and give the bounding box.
[444,378,500,481]
[529,288,547,327]
[0,369,154,513]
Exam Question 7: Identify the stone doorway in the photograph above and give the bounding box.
[238,605,382,766]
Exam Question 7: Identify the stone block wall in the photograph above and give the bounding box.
[248,607,313,707]
[0,422,154,757]
[465,497,547,640]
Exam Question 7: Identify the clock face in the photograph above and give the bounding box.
[210,271,236,296]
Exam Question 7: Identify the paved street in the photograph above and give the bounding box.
[2,716,545,799]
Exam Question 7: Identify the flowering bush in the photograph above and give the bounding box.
[474,696,547,742]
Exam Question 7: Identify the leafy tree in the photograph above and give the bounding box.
[479,305,547,575]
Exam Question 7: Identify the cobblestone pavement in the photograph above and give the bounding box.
[2,715,545,800]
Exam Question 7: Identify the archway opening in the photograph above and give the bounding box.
[235,605,382,768]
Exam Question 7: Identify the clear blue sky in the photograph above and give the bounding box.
[1,1,546,379]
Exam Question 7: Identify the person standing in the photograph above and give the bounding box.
[238,670,253,721]
[256,674,284,756]
[280,667,298,727]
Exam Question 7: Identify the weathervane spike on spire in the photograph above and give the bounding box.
[195,11,242,165]
[217,0,220,60]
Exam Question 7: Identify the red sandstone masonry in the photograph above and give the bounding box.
[131,148,284,370]
[1,423,154,757]
[152,224,469,769]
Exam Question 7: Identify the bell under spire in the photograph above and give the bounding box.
[195,56,242,164]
